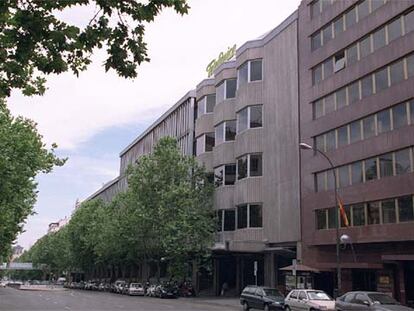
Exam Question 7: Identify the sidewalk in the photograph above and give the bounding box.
[187,297,240,309]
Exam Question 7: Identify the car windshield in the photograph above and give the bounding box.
[264,288,283,298]
[307,291,332,300]
[131,283,142,288]
[368,294,398,305]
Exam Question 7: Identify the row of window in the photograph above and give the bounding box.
[315,100,414,153]
[313,9,414,85]
[316,146,413,192]
[217,204,263,231]
[238,59,263,88]
[316,194,414,230]
[311,0,388,51]
[313,52,414,119]
[310,0,336,19]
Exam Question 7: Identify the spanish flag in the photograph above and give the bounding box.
[338,196,349,227]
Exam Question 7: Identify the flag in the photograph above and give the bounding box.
[337,196,349,227]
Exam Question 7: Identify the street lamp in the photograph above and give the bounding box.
[299,142,342,297]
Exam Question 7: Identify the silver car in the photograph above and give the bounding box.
[128,283,145,296]
[285,289,335,311]
[336,291,414,311]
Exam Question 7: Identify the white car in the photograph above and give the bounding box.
[285,289,335,311]
[128,283,145,296]
[0,282,6,288]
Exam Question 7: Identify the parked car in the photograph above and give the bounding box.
[128,283,145,296]
[0,282,6,288]
[155,283,179,298]
[114,280,126,294]
[121,283,130,295]
[240,285,285,311]
[336,291,414,311]
[285,289,335,311]
[146,284,157,297]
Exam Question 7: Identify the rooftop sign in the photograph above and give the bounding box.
[206,44,237,77]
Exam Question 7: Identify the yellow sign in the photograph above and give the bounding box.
[206,44,237,77]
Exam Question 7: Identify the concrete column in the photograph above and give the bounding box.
[264,252,276,287]
[341,269,353,293]
[236,257,241,293]
[395,263,406,304]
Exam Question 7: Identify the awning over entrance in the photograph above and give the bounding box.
[280,264,320,273]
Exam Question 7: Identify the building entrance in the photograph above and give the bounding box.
[405,262,414,307]
[352,269,377,291]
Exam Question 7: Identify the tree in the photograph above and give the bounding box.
[0,101,64,260]
[0,0,189,97]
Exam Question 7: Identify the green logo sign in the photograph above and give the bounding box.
[206,44,237,77]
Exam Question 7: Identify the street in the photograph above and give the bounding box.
[0,287,239,311]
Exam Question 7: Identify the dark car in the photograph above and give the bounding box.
[240,285,284,311]
[155,283,179,299]
[336,291,414,311]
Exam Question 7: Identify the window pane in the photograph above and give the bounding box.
[216,81,225,103]
[392,103,408,129]
[250,60,262,81]
[407,55,414,78]
[334,16,344,37]
[224,210,236,231]
[377,110,391,134]
[324,58,333,79]
[411,100,414,124]
[371,0,385,11]
[348,82,360,104]
[361,75,373,98]
[321,0,330,12]
[322,25,332,44]
[347,44,358,66]
[325,94,335,114]
[405,10,414,34]
[214,166,224,187]
[238,62,248,88]
[237,156,248,180]
[336,88,347,110]
[340,205,351,227]
[224,164,236,185]
[334,51,346,72]
[217,210,223,231]
[379,153,393,178]
[250,105,263,128]
[205,132,215,151]
[215,123,224,145]
[313,64,322,84]
[311,0,320,18]
[326,170,335,190]
[398,196,414,222]
[365,157,378,181]
[326,131,336,151]
[226,79,237,99]
[363,115,376,139]
[390,60,404,86]
[337,126,348,147]
[206,94,216,113]
[346,7,357,29]
[250,154,262,177]
[316,210,327,230]
[367,202,380,225]
[312,32,322,51]
[225,120,236,141]
[395,149,411,175]
[237,108,248,133]
[197,97,205,118]
[352,204,365,226]
[373,27,386,51]
[375,67,388,93]
[314,99,324,119]
[358,0,370,21]
[360,36,371,59]
[350,120,362,143]
[316,135,325,152]
[388,17,402,42]
[328,208,337,229]
[237,205,248,229]
[249,205,263,228]
[316,171,326,192]
[196,136,204,156]
[382,199,396,224]
[351,161,363,184]
[338,165,350,188]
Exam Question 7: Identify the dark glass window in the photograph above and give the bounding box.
[250,154,262,177]
[395,149,411,175]
[314,99,324,119]
[398,196,414,222]
[224,164,236,185]
[205,133,215,152]
[358,0,370,21]
[237,107,248,133]
[316,171,326,192]
[215,123,224,145]
[327,208,336,229]
[216,81,225,103]
[347,43,358,66]
[250,60,262,81]
[250,105,262,128]
[360,36,371,59]
[407,55,414,78]
[338,165,350,188]
[405,10,414,34]
[206,94,216,113]
[311,32,322,51]
[238,62,248,88]
[377,110,391,134]
[226,79,237,99]
[351,161,363,184]
[334,16,344,37]
[350,120,362,143]
[224,210,236,231]
[346,7,357,29]
[382,199,396,224]
[365,157,378,181]
[225,120,236,141]
[237,156,248,180]
[375,68,388,93]
[379,153,393,178]
[325,131,336,151]
[196,136,204,156]
[388,17,402,42]
[322,25,332,44]
[237,205,248,229]
[361,75,373,98]
[363,115,376,139]
[214,166,224,187]
[316,210,327,230]
[249,205,262,228]
[336,88,347,110]
[325,94,335,114]
[316,135,325,152]
[353,204,365,226]
[337,126,348,147]
[326,170,335,191]
[348,82,360,104]
[390,60,404,86]
[197,98,205,118]
[367,202,380,225]
[392,103,408,129]
[334,51,346,72]
[324,58,333,79]
[373,27,386,51]
[217,210,223,231]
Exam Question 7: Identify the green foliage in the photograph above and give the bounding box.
[0,0,189,97]
[0,101,65,259]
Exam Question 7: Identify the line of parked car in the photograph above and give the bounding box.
[240,286,414,311]
[65,280,195,298]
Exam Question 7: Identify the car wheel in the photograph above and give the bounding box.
[243,301,250,311]
[264,304,270,311]
[285,306,291,311]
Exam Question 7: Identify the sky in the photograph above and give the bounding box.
[8,0,301,250]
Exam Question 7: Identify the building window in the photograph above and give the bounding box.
[373,26,386,51]
[362,115,376,139]
[215,123,224,145]
[215,120,236,145]
[352,204,365,226]
[382,199,396,224]
[216,79,236,103]
[237,154,263,180]
[217,209,236,232]
[238,59,263,88]
[214,164,236,187]
[364,157,378,181]
[398,196,414,222]
[197,94,216,118]
[237,205,248,229]
[388,17,402,42]
[327,207,337,229]
[237,105,263,133]
[377,109,391,134]
[406,10,414,35]
[374,67,388,93]
[237,203,263,229]
[392,102,408,129]
[349,120,362,144]
[196,133,215,156]
[367,202,380,225]
[351,161,363,185]
[395,149,411,175]
[379,153,393,178]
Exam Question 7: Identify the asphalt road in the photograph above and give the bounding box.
[0,287,239,311]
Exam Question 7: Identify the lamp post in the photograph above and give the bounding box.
[299,142,341,297]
